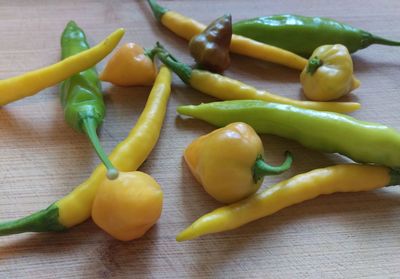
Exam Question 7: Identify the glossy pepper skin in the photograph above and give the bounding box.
[0,66,171,236]
[300,44,360,101]
[176,164,400,241]
[0,27,124,106]
[147,0,307,70]
[92,171,163,241]
[189,14,232,73]
[232,14,400,57]
[154,43,360,113]
[60,21,118,180]
[185,122,292,203]
[100,43,157,86]
[177,100,400,169]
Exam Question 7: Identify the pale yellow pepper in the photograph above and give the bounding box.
[184,122,292,204]
[300,44,360,101]
[92,171,163,241]
[0,28,125,106]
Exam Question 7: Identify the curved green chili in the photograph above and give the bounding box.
[177,100,400,169]
[233,14,400,57]
[60,21,118,180]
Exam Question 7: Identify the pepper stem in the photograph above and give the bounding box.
[253,151,293,182]
[82,117,119,180]
[147,0,169,22]
[371,35,400,47]
[306,56,323,75]
[153,42,193,83]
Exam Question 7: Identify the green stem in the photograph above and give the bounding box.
[0,204,65,236]
[153,42,193,83]
[82,117,119,180]
[147,0,169,22]
[253,151,293,182]
[371,35,400,46]
[306,56,323,75]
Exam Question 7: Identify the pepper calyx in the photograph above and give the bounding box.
[147,0,169,22]
[252,151,293,182]
[306,56,323,75]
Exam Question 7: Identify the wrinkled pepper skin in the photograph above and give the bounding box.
[184,122,292,203]
[189,14,232,73]
[177,100,400,169]
[0,27,124,106]
[300,44,360,101]
[154,43,360,113]
[60,21,118,179]
[233,14,400,57]
[176,164,400,241]
[100,43,157,86]
[147,0,308,70]
[0,67,171,236]
[92,171,163,241]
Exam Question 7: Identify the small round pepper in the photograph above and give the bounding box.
[300,44,360,101]
[184,122,292,204]
[92,171,163,241]
[100,43,157,86]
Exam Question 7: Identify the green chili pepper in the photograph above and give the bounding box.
[177,100,400,169]
[60,21,118,180]
[232,14,400,57]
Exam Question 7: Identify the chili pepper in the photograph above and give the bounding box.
[176,164,400,241]
[0,66,171,235]
[177,100,400,169]
[0,27,124,106]
[185,122,292,203]
[232,14,400,57]
[60,21,118,180]
[154,43,360,113]
[92,171,163,241]
[100,43,157,86]
[147,0,307,70]
[300,44,360,101]
[189,14,232,73]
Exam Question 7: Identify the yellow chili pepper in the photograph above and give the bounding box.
[300,44,361,101]
[0,28,125,106]
[0,66,171,235]
[176,164,400,241]
[100,42,158,86]
[92,171,163,241]
[147,0,307,70]
[185,122,292,203]
[155,43,361,113]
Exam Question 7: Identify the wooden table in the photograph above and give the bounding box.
[1,1,400,278]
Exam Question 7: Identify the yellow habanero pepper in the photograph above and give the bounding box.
[0,28,125,106]
[300,44,361,101]
[92,171,163,241]
[100,43,158,86]
[0,66,171,236]
[184,122,292,203]
[176,164,400,241]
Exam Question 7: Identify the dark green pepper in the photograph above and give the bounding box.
[177,100,400,169]
[60,21,118,179]
[189,14,232,73]
[233,14,400,57]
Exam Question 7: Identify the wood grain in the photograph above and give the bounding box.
[0,0,400,278]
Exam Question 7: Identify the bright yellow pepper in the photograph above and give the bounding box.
[300,44,361,101]
[100,43,157,86]
[184,122,292,203]
[92,171,163,241]
[0,28,125,106]
[176,164,400,241]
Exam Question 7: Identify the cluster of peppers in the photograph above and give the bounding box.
[1,1,400,242]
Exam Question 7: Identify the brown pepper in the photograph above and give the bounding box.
[189,14,232,73]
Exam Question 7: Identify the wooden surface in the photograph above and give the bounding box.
[1,0,400,278]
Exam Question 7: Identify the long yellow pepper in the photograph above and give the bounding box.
[0,66,172,235]
[176,164,400,241]
[147,0,307,70]
[0,28,125,106]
